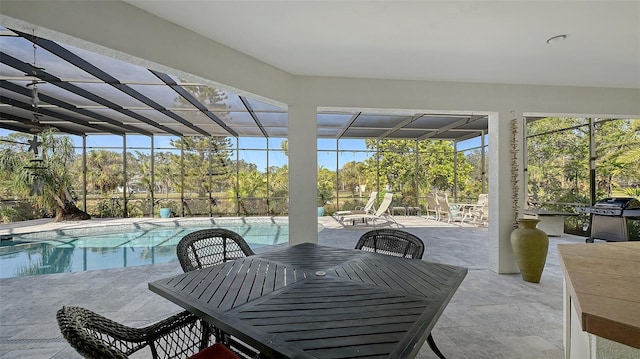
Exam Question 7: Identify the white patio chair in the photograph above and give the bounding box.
[339,193,398,227]
[451,193,488,223]
[425,193,439,220]
[436,192,466,224]
[334,191,378,217]
[469,193,489,224]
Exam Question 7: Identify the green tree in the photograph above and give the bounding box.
[527,117,639,206]
[360,139,472,206]
[462,147,487,198]
[268,164,289,214]
[339,161,365,193]
[175,136,233,196]
[85,149,122,194]
[317,166,336,206]
[229,169,267,215]
[0,129,90,221]
[417,140,472,193]
[172,81,235,203]
[154,151,176,197]
[176,84,230,112]
[232,159,258,173]
[233,170,267,198]
[362,139,413,193]
[594,119,640,196]
[128,151,153,195]
[527,118,589,206]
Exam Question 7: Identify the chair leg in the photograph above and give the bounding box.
[386,214,399,228]
[426,333,446,359]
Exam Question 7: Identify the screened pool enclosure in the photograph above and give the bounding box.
[1,25,636,234]
[0,26,489,221]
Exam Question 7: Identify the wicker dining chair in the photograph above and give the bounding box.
[354,229,447,359]
[355,228,425,259]
[56,306,232,359]
[177,229,255,272]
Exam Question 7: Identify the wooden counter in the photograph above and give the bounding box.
[558,242,640,350]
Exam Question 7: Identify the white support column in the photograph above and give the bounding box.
[487,111,519,273]
[288,98,318,245]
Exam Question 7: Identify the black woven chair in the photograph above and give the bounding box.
[355,229,447,359]
[177,229,255,272]
[56,306,218,359]
[176,229,262,358]
[355,228,425,259]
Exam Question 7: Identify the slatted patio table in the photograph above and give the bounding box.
[149,243,467,359]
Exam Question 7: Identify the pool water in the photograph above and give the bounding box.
[0,222,288,278]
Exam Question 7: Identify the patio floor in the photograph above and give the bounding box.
[0,215,585,358]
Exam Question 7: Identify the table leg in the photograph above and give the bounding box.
[427,333,446,359]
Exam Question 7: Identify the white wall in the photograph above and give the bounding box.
[3,1,639,273]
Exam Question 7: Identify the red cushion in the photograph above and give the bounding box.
[187,343,240,359]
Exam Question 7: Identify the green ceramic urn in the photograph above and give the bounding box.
[510,218,549,283]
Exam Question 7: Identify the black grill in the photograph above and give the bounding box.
[577,197,640,242]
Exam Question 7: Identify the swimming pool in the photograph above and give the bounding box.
[0,218,293,278]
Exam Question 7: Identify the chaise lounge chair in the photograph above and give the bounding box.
[333,191,378,217]
[339,193,398,227]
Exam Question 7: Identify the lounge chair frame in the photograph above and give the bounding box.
[338,193,398,227]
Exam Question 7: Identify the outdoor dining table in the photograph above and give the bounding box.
[149,243,467,359]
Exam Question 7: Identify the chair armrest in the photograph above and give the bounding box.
[58,307,214,359]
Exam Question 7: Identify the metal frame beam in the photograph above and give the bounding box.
[336,112,361,139]
[0,113,85,136]
[0,120,39,134]
[13,30,210,137]
[239,95,267,138]
[153,70,239,137]
[377,114,424,140]
[418,115,484,140]
[0,80,153,135]
[0,97,123,135]
[2,28,490,143]
[0,51,183,137]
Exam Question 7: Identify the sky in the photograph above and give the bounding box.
[1,129,484,170]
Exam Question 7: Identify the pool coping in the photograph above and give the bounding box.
[1,216,290,240]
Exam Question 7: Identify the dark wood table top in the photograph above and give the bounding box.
[149,243,467,359]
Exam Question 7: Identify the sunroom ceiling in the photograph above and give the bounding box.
[0,27,487,141]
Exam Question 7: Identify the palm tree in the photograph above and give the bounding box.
[0,129,90,221]
[86,149,122,194]
[231,169,267,215]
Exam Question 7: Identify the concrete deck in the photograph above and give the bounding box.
[0,215,584,358]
